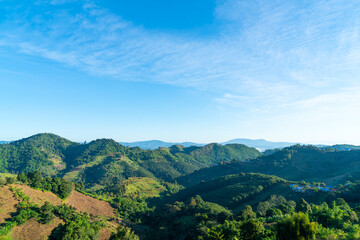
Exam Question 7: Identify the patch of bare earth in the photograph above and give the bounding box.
[11,217,63,240]
[99,220,120,240]
[65,191,115,218]
[0,186,19,224]
[13,184,63,206]
[99,227,113,240]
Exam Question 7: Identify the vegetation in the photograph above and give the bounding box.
[3,134,360,239]
[0,134,262,187]
[49,204,105,240]
[177,144,360,186]
[17,171,73,199]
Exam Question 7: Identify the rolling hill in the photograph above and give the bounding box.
[177,145,360,187]
[0,133,262,187]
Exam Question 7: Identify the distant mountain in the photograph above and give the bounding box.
[120,138,297,150]
[0,141,10,144]
[326,144,360,151]
[119,140,203,149]
[221,138,296,151]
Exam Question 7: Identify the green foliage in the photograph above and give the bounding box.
[110,226,140,240]
[0,134,262,188]
[112,196,152,222]
[276,212,317,240]
[238,205,256,221]
[17,172,27,183]
[186,143,262,165]
[145,195,231,239]
[169,173,292,212]
[177,145,360,187]
[5,177,16,185]
[240,219,265,240]
[0,133,76,174]
[50,204,105,240]
[18,171,73,199]
[207,220,242,240]
[296,198,312,213]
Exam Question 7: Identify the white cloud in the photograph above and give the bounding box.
[2,0,360,138]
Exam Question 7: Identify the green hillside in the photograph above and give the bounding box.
[0,133,77,175]
[169,173,294,211]
[177,145,360,187]
[0,134,261,188]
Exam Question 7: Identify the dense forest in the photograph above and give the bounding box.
[2,133,360,239]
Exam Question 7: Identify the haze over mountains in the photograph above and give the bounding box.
[120,138,297,151]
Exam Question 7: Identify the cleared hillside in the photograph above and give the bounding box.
[0,183,119,240]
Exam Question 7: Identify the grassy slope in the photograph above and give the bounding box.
[103,177,183,199]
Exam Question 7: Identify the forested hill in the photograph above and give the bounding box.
[177,145,360,186]
[0,133,261,186]
[0,133,78,174]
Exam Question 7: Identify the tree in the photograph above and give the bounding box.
[110,226,140,240]
[296,198,312,213]
[75,181,84,191]
[240,219,265,240]
[6,177,16,185]
[57,180,73,199]
[239,205,256,220]
[208,220,241,240]
[276,212,317,240]
[27,171,43,188]
[17,172,28,183]
[41,201,54,214]
[43,212,55,224]
[266,208,282,218]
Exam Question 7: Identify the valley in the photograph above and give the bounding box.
[1,134,360,239]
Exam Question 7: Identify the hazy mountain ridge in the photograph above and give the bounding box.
[119,140,204,149]
[120,138,297,150]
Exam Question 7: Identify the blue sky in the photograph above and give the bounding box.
[1,0,360,144]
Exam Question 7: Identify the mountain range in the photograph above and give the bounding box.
[0,133,262,186]
[2,133,360,239]
[120,138,297,151]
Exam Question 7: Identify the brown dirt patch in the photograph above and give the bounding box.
[11,217,63,240]
[99,227,113,240]
[99,220,120,240]
[0,186,19,224]
[13,184,63,206]
[65,191,115,218]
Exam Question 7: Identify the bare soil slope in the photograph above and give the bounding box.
[11,218,63,240]
[13,184,63,206]
[0,186,19,224]
[65,191,115,218]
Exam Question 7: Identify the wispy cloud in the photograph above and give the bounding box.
[1,0,360,113]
